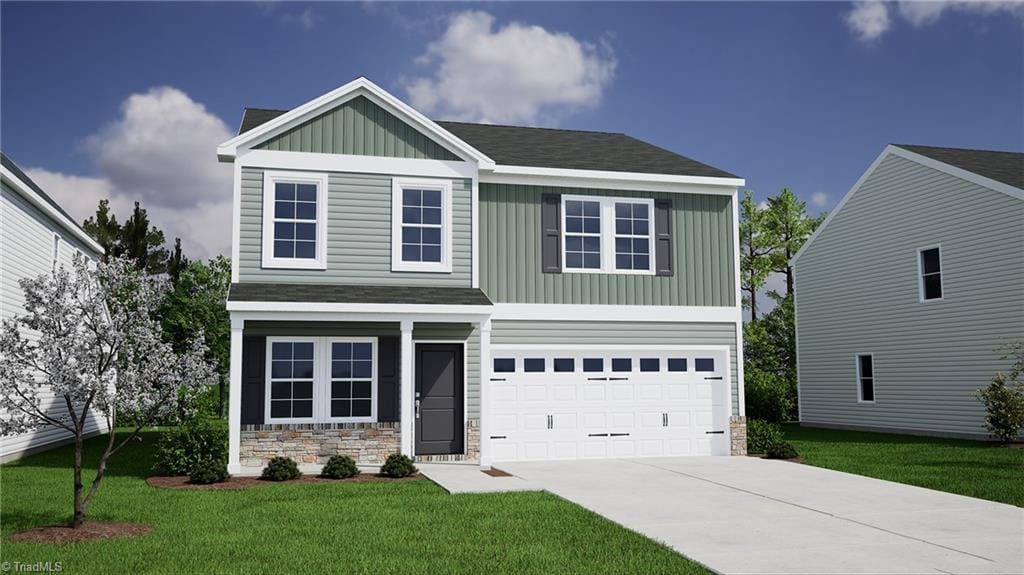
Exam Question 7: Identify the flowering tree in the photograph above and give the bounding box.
[0,255,216,528]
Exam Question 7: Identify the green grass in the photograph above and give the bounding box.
[783,424,1024,507]
[0,431,706,574]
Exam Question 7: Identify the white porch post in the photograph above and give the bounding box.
[400,319,414,456]
[227,316,244,474]
[478,319,492,468]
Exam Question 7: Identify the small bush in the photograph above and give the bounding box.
[765,441,799,460]
[747,419,784,454]
[321,455,360,479]
[976,374,1024,443]
[380,453,417,478]
[744,368,795,424]
[154,418,228,476]
[189,459,229,484]
[261,457,301,481]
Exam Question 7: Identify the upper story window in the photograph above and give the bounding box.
[562,195,655,275]
[261,171,328,270]
[918,246,942,301]
[391,178,452,273]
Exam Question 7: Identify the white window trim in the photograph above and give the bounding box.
[264,337,378,424]
[561,194,656,275]
[856,353,875,404]
[916,245,943,303]
[391,178,453,273]
[52,233,61,271]
[261,170,329,270]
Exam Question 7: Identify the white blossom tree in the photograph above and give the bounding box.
[0,255,216,528]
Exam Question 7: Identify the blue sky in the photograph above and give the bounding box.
[2,2,1021,261]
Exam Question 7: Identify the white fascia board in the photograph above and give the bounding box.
[1,166,104,255]
[889,145,1024,202]
[481,164,744,195]
[217,77,494,168]
[490,303,741,323]
[490,343,732,352]
[227,300,493,317]
[236,149,478,180]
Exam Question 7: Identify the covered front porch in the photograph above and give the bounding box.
[225,283,493,474]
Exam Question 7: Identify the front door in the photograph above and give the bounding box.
[415,344,464,455]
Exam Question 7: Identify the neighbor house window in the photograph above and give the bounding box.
[562,195,655,274]
[857,354,875,403]
[51,234,60,270]
[391,178,452,272]
[261,171,328,269]
[266,337,377,423]
[918,247,942,301]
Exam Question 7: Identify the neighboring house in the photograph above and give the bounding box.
[0,153,108,462]
[218,77,746,473]
[793,144,1024,440]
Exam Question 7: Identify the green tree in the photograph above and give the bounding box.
[167,238,189,286]
[739,190,774,321]
[82,199,121,259]
[764,188,826,296]
[83,200,183,279]
[744,294,798,422]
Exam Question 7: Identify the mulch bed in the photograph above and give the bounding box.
[747,454,805,464]
[482,467,513,477]
[146,473,423,490]
[9,522,152,544]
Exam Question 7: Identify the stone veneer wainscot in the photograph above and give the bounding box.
[239,422,400,467]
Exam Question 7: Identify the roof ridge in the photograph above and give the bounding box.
[894,143,1024,156]
[435,119,625,136]
[244,107,289,113]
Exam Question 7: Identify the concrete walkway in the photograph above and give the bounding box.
[418,463,539,493]
[500,457,1024,575]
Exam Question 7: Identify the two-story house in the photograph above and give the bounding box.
[218,78,746,473]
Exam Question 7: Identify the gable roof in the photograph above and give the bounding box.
[228,282,493,307]
[0,152,104,255]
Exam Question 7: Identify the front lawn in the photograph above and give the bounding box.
[783,424,1024,507]
[0,431,706,574]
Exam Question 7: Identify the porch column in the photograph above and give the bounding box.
[227,316,244,474]
[478,319,492,468]
[400,319,414,456]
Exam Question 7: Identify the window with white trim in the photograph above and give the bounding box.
[562,195,655,274]
[329,341,374,419]
[391,178,452,272]
[266,337,377,423]
[857,354,875,403]
[269,341,315,421]
[261,171,328,269]
[51,234,61,270]
[918,247,942,301]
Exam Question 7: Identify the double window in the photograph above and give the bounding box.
[392,178,452,272]
[856,354,875,403]
[562,195,655,274]
[266,337,377,423]
[918,246,943,301]
[262,171,328,269]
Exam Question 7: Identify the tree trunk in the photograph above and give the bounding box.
[72,433,85,528]
[785,247,794,296]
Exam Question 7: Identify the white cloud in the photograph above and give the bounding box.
[810,191,829,208]
[845,1,892,42]
[404,11,616,125]
[26,87,233,260]
[282,7,320,30]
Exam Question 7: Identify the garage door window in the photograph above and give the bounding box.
[612,358,632,372]
[640,358,660,372]
[695,358,715,372]
[583,358,604,372]
[524,358,545,372]
[494,358,515,373]
[554,358,575,372]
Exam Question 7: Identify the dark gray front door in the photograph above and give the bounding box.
[415,344,464,455]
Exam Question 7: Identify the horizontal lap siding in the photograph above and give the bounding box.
[256,96,460,161]
[491,320,740,415]
[479,183,735,306]
[1,183,107,461]
[795,154,1024,437]
[239,169,472,286]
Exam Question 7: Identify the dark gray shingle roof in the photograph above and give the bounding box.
[896,144,1024,190]
[1,152,97,242]
[236,108,738,179]
[228,283,493,306]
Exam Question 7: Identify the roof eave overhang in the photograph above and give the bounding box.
[480,163,744,195]
[226,300,493,315]
[0,165,105,255]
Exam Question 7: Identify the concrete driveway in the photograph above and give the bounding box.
[499,457,1023,575]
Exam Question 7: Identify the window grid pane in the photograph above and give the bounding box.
[614,202,651,271]
[565,200,602,270]
[331,342,374,419]
[273,181,318,260]
[401,187,443,263]
[269,341,315,420]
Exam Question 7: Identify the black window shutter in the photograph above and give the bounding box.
[241,336,266,425]
[541,194,562,273]
[654,199,674,276]
[377,337,400,422]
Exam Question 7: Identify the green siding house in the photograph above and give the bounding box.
[218,77,746,473]
[793,144,1024,440]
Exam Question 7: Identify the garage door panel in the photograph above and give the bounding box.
[583,386,606,401]
[523,384,547,402]
[492,413,518,433]
[609,411,635,428]
[610,439,636,457]
[551,385,576,401]
[695,383,713,400]
[522,442,549,460]
[639,411,664,428]
[638,384,662,400]
[610,384,633,400]
[493,385,517,403]
[667,439,692,456]
[523,413,548,430]
[666,385,690,400]
[583,440,608,458]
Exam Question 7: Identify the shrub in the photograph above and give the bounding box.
[189,459,229,484]
[380,453,417,478]
[747,419,784,454]
[976,374,1024,444]
[261,457,301,481]
[321,455,360,479]
[744,368,795,424]
[153,418,228,476]
[765,441,799,460]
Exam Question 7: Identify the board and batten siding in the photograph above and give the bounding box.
[255,96,461,161]
[490,320,741,416]
[479,183,736,306]
[239,168,472,286]
[1,182,108,462]
[795,153,1024,438]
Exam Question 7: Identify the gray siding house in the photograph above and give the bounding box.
[0,153,107,461]
[219,78,747,473]
[793,144,1024,439]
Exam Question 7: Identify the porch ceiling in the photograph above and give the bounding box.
[228,283,493,307]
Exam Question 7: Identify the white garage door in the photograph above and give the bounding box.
[487,347,730,462]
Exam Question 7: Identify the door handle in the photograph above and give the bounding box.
[588,433,609,437]
[415,399,421,419]
[587,377,608,381]
[610,433,630,437]
[609,377,628,381]
[547,415,553,429]
[663,413,668,427]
